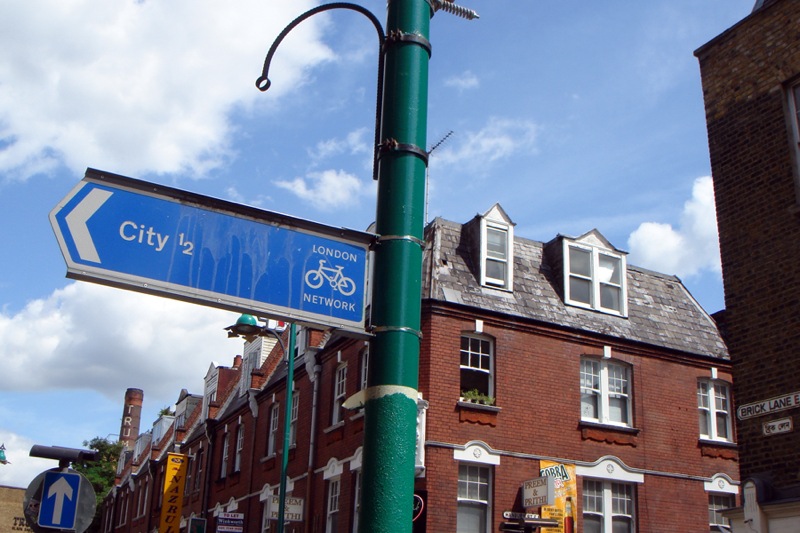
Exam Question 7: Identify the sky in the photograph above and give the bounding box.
[0,0,755,489]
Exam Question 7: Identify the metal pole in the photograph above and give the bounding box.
[362,0,430,531]
[278,323,297,533]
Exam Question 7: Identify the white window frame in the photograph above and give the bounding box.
[118,492,127,526]
[481,220,513,290]
[332,364,347,425]
[790,79,800,203]
[360,347,370,391]
[708,493,735,531]
[564,241,627,316]
[134,481,143,518]
[581,358,632,427]
[268,404,280,456]
[261,498,272,532]
[185,456,192,495]
[582,479,636,533]
[352,470,362,533]
[326,477,341,533]
[460,334,494,399]
[195,448,203,491]
[698,379,733,442]
[788,80,800,159]
[290,392,299,447]
[457,463,492,533]
[234,424,244,472]
[220,431,229,479]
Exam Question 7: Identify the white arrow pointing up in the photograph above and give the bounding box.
[65,188,112,263]
[47,476,75,525]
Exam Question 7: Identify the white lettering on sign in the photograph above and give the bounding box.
[118,221,194,255]
[737,391,800,420]
[303,293,356,311]
[312,245,359,262]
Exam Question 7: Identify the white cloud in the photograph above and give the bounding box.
[0,282,237,402]
[0,432,53,488]
[274,169,368,210]
[443,70,479,91]
[628,176,721,278]
[309,127,371,162]
[433,116,538,173]
[0,0,327,181]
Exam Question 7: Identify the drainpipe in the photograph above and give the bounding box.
[303,352,322,533]
[202,419,216,523]
[246,390,259,533]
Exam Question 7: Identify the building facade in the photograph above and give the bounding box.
[100,205,739,533]
[695,0,800,530]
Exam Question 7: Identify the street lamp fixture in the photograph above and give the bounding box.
[225,314,295,533]
[224,313,267,342]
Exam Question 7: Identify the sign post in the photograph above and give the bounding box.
[24,469,96,533]
[50,168,373,334]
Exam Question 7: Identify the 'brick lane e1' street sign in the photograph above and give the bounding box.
[50,169,374,334]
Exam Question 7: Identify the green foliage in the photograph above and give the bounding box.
[159,405,175,417]
[72,436,124,533]
[460,388,495,405]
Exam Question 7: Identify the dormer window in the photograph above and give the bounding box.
[562,232,627,316]
[479,204,514,291]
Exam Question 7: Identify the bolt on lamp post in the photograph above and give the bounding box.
[225,314,296,533]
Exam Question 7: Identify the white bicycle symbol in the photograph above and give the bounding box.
[305,259,357,296]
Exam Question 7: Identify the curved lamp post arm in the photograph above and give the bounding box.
[256,3,386,181]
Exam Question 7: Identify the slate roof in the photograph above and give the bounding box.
[423,216,728,360]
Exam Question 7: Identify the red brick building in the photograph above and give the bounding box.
[100,204,738,533]
[695,0,800,530]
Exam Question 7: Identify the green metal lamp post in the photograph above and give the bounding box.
[255,2,477,531]
[361,1,431,531]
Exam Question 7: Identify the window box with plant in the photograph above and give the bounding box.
[460,389,496,406]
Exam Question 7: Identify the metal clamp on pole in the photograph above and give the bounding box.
[372,325,423,339]
[385,29,433,58]
[375,234,426,249]
[377,138,430,165]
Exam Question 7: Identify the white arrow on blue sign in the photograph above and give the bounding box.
[50,169,374,333]
[38,471,81,529]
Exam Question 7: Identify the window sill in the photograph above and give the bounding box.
[698,439,738,461]
[457,400,501,412]
[566,300,628,319]
[324,421,345,445]
[323,421,345,434]
[457,401,500,427]
[579,421,639,447]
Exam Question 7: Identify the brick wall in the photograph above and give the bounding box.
[696,0,800,490]
[419,306,737,532]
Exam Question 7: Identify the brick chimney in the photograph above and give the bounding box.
[119,388,143,450]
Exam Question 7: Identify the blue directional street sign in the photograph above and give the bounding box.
[50,169,374,333]
[38,471,81,529]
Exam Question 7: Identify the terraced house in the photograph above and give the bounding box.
[100,204,738,533]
